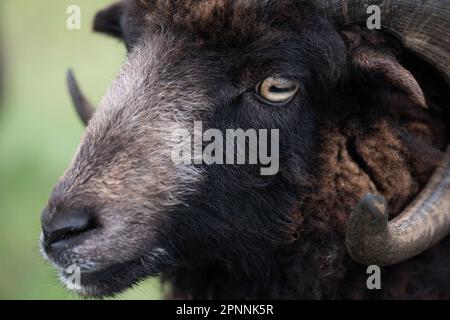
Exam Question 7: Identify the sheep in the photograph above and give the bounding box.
[40,0,450,299]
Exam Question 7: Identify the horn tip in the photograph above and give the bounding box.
[346,193,390,266]
[358,193,388,221]
[348,193,389,235]
[66,68,77,95]
[66,68,76,87]
[65,68,94,126]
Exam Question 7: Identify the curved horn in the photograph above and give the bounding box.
[317,1,450,265]
[66,69,95,126]
[346,145,450,266]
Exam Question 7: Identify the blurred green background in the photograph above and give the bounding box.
[0,0,161,299]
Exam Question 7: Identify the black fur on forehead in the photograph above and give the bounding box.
[126,0,325,43]
[100,0,347,95]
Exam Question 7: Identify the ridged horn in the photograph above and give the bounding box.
[346,146,450,266]
[318,0,450,265]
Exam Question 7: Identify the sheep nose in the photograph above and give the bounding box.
[41,207,96,247]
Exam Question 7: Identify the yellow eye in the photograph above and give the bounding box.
[257,77,299,103]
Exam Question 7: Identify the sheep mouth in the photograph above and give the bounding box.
[58,254,165,298]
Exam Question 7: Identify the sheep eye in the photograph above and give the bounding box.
[257,77,299,104]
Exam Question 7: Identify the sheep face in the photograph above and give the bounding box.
[40,0,348,297]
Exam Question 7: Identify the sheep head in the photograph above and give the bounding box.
[40,0,450,298]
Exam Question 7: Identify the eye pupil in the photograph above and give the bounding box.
[257,77,299,104]
[269,85,296,93]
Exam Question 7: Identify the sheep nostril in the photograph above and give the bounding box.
[42,208,97,247]
[44,225,91,246]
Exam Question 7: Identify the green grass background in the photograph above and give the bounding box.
[0,0,161,299]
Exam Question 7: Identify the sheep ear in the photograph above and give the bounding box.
[341,28,427,109]
[93,2,125,39]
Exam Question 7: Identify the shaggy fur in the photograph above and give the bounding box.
[41,0,449,299]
